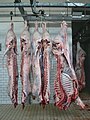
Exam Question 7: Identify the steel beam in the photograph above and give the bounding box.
[26,15,90,21]
[0,2,90,21]
[0,2,90,8]
[0,13,89,21]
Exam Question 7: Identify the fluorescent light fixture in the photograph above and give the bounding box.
[72,12,82,18]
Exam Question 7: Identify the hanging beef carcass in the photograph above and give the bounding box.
[4,22,18,108]
[52,37,67,110]
[75,42,86,91]
[20,21,31,108]
[60,21,85,109]
[52,36,76,110]
[60,21,78,82]
[52,39,85,110]
[60,21,72,67]
[52,21,85,110]
[31,22,42,101]
[39,23,51,107]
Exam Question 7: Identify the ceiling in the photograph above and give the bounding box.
[0,0,90,22]
[0,0,89,45]
[0,0,90,3]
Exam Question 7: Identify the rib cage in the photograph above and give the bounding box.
[61,73,74,96]
[54,55,67,110]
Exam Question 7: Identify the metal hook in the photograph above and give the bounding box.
[10,11,13,21]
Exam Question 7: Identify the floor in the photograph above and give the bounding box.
[0,102,90,120]
[0,93,90,120]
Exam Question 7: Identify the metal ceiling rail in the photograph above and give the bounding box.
[26,15,90,21]
[0,2,90,8]
[0,13,89,21]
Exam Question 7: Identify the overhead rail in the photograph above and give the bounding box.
[0,1,90,21]
[0,13,90,21]
[0,2,90,8]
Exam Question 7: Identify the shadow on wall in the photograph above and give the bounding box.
[83,43,90,94]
